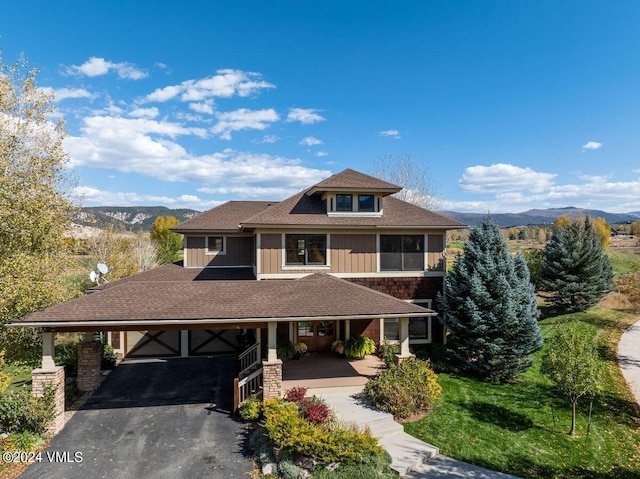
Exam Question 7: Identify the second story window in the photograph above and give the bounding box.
[336,194,353,211]
[206,236,224,253]
[358,195,375,212]
[285,234,327,265]
[380,234,424,271]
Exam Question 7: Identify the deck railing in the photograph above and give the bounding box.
[233,342,263,412]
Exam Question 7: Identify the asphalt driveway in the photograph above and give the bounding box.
[20,356,253,479]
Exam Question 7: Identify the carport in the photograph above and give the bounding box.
[9,269,432,432]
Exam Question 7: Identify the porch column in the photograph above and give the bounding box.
[77,332,102,392]
[263,321,282,400]
[288,322,295,343]
[255,328,262,362]
[32,331,65,434]
[396,317,413,363]
[344,319,351,340]
[180,330,189,358]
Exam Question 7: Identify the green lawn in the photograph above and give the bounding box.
[2,362,32,391]
[608,252,640,276]
[405,308,640,478]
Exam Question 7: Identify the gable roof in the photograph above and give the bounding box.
[306,168,401,195]
[173,200,274,233]
[11,273,433,330]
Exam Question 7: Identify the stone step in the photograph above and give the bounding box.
[364,417,404,437]
[406,455,521,479]
[379,432,439,476]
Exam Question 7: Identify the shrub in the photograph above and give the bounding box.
[54,343,78,377]
[0,351,10,394]
[8,431,44,451]
[285,386,308,403]
[302,401,331,425]
[238,394,262,422]
[294,342,308,355]
[0,388,55,434]
[277,459,305,479]
[331,340,344,355]
[277,340,295,359]
[344,336,376,359]
[364,358,442,419]
[101,344,116,370]
[312,451,395,479]
[262,399,383,464]
[377,340,399,368]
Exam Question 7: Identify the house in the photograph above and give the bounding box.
[10,168,464,424]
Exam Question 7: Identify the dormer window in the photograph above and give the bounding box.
[336,194,353,212]
[358,195,375,212]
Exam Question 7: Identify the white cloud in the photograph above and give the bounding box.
[189,100,214,114]
[73,186,223,210]
[379,129,400,139]
[299,136,323,146]
[41,87,93,102]
[211,108,279,140]
[66,57,147,80]
[316,151,328,157]
[144,69,274,103]
[582,141,602,150]
[286,108,325,124]
[253,135,279,144]
[459,163,557,193]
[128,107,159,119]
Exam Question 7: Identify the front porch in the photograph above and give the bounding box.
[282,351,385,393]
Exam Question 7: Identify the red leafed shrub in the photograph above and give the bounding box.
[285,386,308,403]
[302,402,331,424]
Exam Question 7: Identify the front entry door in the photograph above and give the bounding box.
[297,321,336,351]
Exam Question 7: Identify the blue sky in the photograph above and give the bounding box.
[2,1,640,213]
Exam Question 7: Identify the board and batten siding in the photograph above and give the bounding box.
[259,233,283,274]
[427,234,445,271]
[185,235,253,267]
[330,234,376,273]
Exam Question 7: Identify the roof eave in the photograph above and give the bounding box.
[306,186,401,196]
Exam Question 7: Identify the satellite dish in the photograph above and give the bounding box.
[97,263,109,274]
[89,271,97,283]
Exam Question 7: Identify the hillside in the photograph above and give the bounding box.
[440,207,640,228]
[76,206,200,231]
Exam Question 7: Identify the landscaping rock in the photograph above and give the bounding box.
[325,462,341,471]
[261,462,276,475]
[294,456,318,470]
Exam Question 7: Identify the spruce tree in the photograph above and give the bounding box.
[439,218,543,382]
[542,217,613,313]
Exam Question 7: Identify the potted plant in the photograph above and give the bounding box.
[293,342,308,359]
[344,336,376,359]
[331,340,345,357]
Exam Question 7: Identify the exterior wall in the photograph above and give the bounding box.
[330,234,376,273]
[350,319,381,343]
[125,331,180,357]
[185,235,253,268]
[257,229,446,278]
[347,276,444,301]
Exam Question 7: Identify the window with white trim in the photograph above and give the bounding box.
[380,234,424,271]
[285,234,327,265]
[383,319,399,341]
[206,236,224,254]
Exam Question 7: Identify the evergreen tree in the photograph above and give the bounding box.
[541,217,613,313]
[439,218,543,382]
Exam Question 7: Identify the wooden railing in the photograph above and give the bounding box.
[233,342,263,412]
[238,342,260,378]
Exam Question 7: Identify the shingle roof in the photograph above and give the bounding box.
[13,273,433,328]
[307,168,400,193]
[243,193,465,228]
[172,201,274,233]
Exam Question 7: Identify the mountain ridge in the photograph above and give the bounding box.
[75,205,640,231]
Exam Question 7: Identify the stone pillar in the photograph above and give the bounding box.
[395,317,414,363]
[77,341,102,392]
[262,359,283,400]
[32,366,65,434]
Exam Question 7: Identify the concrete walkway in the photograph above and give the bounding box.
[315,386,519,478]
[618,319,640,405]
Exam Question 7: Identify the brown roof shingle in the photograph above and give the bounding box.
[13,273,433,327]
[172,201,275,232]
[308,168,400,192]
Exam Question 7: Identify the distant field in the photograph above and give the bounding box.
[609,252,640,275]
